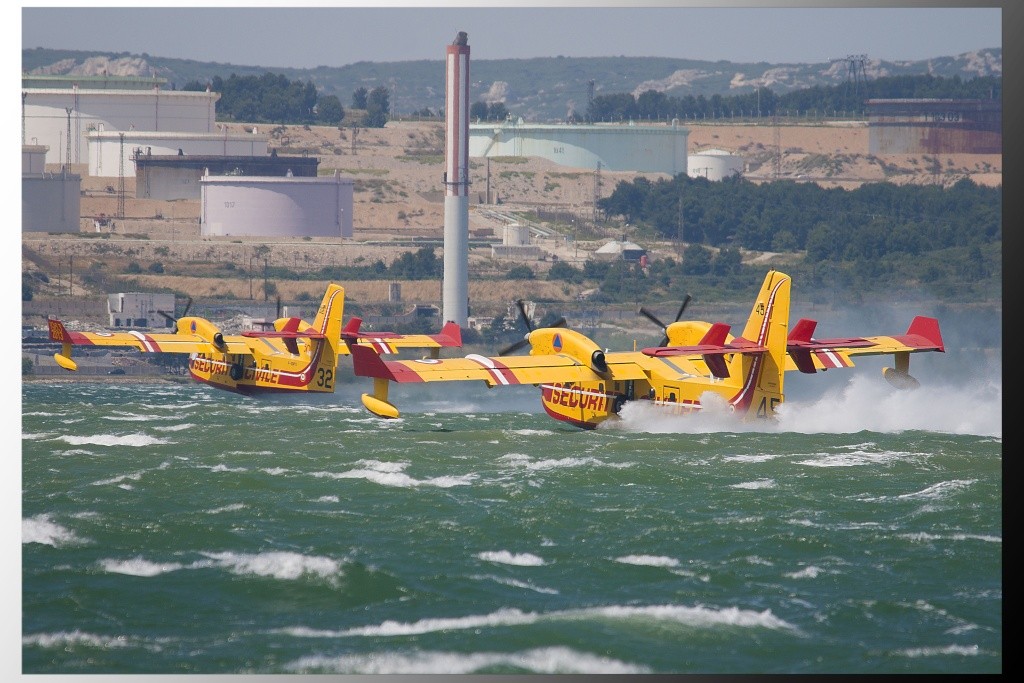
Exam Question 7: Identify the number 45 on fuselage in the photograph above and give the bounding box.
[47,283,462,395]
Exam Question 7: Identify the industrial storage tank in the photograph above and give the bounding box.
[22,75,219,168]
[469,120,688,174]
[200,172,354,238]
[866,98,1001,154]
[687,148,744,181]
[502,223,531,246]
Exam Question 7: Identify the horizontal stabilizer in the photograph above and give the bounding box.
[898,316,945,352]
[341,317,363,339]
[434,321,463,347]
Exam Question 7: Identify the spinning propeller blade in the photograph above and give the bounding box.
[639,294,691,346]
[157,297,193,327]
[498,301,567,356]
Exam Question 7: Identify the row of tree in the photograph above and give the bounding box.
[184,74,394,127]
[579,74,1001,123]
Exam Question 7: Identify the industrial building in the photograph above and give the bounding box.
[200,172,354,238]
[107,292,177,328]
[469,120,689,175]
[87,128,270,179]
[22,143,80,233]
[866,98,1001,154]
[135,151,319,200]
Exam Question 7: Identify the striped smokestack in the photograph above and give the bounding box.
[442,30,470,327]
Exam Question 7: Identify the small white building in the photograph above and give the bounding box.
[687,148,745,181]
[108,292,177,328]
[22,144,48,174]
[595,239,646,261]
[200,172,354,238]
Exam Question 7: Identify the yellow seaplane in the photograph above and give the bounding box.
[47,283,462,395]
[348,270,944,429]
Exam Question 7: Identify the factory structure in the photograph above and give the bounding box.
[21,73,340,237]
[22,143,79,233]
[687,148,745,181]
[201,173,353,238]
[442,31,472,327]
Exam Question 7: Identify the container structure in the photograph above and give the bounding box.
[469,120,689,175]
[200,173,353,239]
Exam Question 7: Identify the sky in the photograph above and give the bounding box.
[19,3,1002,70]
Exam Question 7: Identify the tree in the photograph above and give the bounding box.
[365,86,390,128]
[470,101,489,121]
[351,87,368,110]
[488,102,509,121]
[316,95,344,125]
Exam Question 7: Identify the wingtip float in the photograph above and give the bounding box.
[47,283,463,396]
[351,270,946,429]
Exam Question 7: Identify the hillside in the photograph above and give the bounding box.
[22,47,1002,123]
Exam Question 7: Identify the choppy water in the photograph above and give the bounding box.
[21,366,1001,674]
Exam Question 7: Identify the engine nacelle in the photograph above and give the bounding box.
[528,327,610,375]
[178,317,226,349]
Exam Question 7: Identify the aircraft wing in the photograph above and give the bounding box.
[350,344,605,386]
[785,316,944,374]
[47,318,262,371]
[49,319,220,355]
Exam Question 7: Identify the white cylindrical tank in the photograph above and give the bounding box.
[687,149,744,181]
[503,223,530,246]
[23,86,219,168]
[469,121,689,175]
[200,174,354,238]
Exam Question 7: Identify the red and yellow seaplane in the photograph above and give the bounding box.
[348,270,945,429]
[47,283,462,395]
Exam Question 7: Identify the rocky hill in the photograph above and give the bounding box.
[22,47,1002,123]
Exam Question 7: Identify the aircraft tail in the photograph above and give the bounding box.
[47,318,80,371]
[312,284,346,370]
[729,270,792,417]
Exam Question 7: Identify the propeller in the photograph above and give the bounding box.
[638,294,691,346]
[157,296,193,327]
[498,299,567,356]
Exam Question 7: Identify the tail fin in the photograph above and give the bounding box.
[730,270,791,417]
[312,284,345,370]
[47,318,79,371]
